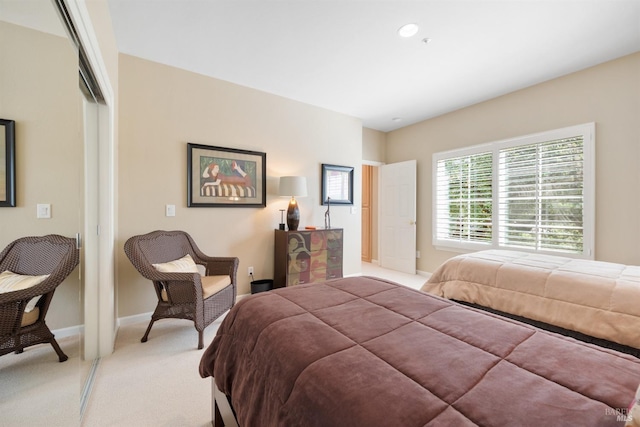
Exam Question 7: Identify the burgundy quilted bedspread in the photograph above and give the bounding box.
[199,276,640,426]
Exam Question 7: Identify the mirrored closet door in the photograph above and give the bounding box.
[0,1,86,424]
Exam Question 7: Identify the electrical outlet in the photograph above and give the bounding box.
[248,266,254,276]
[416,250,421,259]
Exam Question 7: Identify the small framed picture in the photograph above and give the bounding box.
[321,163,354,206]
[0,118,16,207]
[187,143,266,207]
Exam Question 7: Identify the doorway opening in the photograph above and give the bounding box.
[362,160,417,274]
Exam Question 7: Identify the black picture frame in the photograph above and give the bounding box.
[321,163,354,206]
[187,143,266,207]
[0,119,16,207]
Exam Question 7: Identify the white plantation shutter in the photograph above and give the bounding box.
[433,123,594,258]
[499,137,584,253]
[435,151,493,246]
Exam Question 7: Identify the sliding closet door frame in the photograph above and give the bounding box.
[64,0,116,358]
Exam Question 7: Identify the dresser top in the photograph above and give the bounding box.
[275,228,343,232]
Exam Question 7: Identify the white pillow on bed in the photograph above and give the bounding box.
[626,384,640,427]
[0,270,49,312]
[152,254,199,273]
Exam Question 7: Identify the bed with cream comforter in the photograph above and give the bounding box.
[422,250,640,351]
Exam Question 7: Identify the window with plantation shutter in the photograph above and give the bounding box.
[435,152,493,245]
[499,137,585,253]
[433,123,594,258]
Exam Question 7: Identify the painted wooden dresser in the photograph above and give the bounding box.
[274,229,343,288]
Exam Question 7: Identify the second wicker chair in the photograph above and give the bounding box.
[0,235,79,362]
[124,230,238,349]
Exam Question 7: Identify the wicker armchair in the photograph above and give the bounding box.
[124,230,239,349]
[0,235,79,362]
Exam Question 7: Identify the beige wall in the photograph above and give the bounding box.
[117,54,362,318]
[86,1,119,90]
[387,52,640,273]
[0,21,82,330]
[362,127,386,163]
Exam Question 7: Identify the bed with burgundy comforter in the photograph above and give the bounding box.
[199,276,640,426]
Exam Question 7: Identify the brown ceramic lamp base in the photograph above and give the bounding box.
[287,198,300,231]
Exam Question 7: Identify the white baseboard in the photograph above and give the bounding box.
[52,324,84,339]
[56,294,255,338]
[417,269,431,278]
[118,312,153,327]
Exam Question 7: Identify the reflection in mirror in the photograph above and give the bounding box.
[321,163,355,205]
[0,1,83,425]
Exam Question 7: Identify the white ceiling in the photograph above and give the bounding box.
[0,0,66,37]
[7,1,640,132]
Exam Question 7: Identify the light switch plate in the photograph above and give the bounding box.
[166,204,176,217]
[37,204,51,219]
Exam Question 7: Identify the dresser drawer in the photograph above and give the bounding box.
[275,228,343,288]
[286,266,343,286]
[287,254,310,274]
[309,230,342,251]
[287,249,342,272]
[325,267,342,280]
[325,249,342,268]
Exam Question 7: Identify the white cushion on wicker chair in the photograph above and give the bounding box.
[152,254,199,273]
[0,270,49,312]
[160,275,231,301]
[202,275,232,299]
[21,307,39,326]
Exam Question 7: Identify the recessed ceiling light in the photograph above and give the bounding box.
[422,37,432,45]
[397,23,419,38]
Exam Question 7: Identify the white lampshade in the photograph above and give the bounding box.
[279,176,308,197]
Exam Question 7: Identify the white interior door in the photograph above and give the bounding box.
[379,160,417,274]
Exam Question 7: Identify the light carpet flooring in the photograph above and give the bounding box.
[1,263,429,426]
[82,318,222,427]
[360,261,429,290]
[0,335,82,426]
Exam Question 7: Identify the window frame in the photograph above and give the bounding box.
[432,123,595,259]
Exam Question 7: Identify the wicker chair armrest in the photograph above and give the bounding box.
[0,290,41,306]
[163,278,204,303]
[0,278,57,304]
[146,270,201,284]
[201,257,239,279]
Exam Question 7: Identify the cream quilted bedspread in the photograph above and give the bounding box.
[422,250,640,350]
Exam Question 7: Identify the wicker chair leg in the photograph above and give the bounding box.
[50,338,69,362]
[198,330,204,350]
[141,319,155,343]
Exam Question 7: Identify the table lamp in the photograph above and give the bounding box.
[279,176,307,231]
